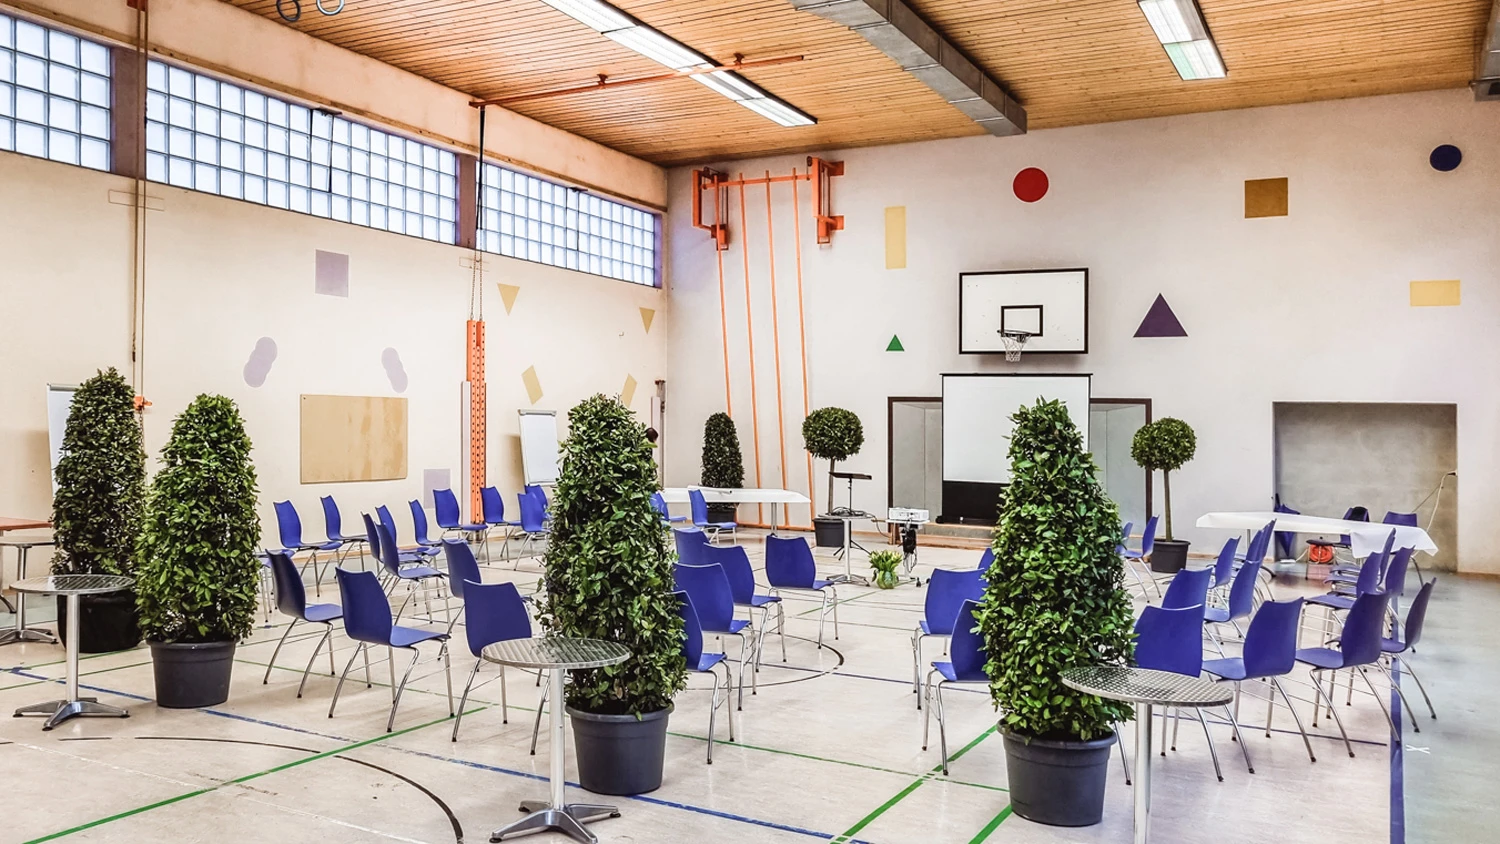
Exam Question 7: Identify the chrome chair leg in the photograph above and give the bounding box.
[1190,708,1224,781]
[1271,677,1316,763]
[1356,666,1401,739]
[329,641,367,718]
[777,600,787,662]
[1116,721,1132,784]
[500,664,509,723]
[452,659,482,741]
[297,624,335,698]
[1310,669,1355,757]
[935,680,950,775]
[387,646,422,732]
[920,669,935,752]
[263,618,300,683]
[1222,703,1254,774]
[707,665,721,764]
[1401,660,1438,719]
[816,590,829,649]
[530,681,549,755]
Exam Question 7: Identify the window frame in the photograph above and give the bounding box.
[0,11,112,172]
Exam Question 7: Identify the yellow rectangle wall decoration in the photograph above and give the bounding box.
[300,395,409,483]
[1410,279,1461,307]
[885,206,907,269]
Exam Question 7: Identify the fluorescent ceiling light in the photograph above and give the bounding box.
[541,0,816,127]
[537,0,633,33]
[604,25,712,71]
[1137,0,1226,80]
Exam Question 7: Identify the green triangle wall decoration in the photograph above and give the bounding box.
[886,335,905,352]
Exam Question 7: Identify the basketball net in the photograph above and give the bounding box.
[999,330,1031,362]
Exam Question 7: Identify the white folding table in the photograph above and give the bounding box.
[1196,511,1437,559]
[658,487,811,532]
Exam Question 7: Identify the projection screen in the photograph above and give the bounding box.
[942,374,1092,484]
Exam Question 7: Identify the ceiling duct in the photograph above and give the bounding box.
[1476,0,1500,100]
[787,0,1026,136]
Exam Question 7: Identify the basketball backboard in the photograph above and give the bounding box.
[958,268,1089,354]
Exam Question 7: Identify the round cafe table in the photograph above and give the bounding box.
[12,574,135,730]
[1061,666,1233,844]
[481,636,631,844]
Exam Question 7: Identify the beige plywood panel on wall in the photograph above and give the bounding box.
[300,395,409,483]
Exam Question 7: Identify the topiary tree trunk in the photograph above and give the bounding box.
[52,368,145,577]
[136,395,260,644]
[538,394,686,715]
[977,398,1135,741]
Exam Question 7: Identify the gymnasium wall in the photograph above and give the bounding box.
[0,150,667,549]
[661,88,1500,574]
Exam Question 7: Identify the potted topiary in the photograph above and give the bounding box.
[51,368,146,653]
[802,407,863,547]
[538,394,687,795]
[977,399,1135,826]
[1130,417,1197,573]
[136,395,260,708]
[700,412,744,524]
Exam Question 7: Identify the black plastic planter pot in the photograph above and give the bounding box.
[57,590,141,654]
[1149,539,1190,574]
[149,640,237,708]
[813,516,845,548]
[706,503,738,525]
[1002,729,1116,827]
[567,705,671,795]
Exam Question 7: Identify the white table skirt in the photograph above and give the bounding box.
[659,487,811,506]
[1196,511,1437,558]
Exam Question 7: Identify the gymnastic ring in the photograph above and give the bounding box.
[276,0,301,23]
[317,0,345,15]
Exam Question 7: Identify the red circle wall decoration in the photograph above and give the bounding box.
[1013,167,1049,203]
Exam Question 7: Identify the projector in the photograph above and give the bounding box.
[887,507,930,524]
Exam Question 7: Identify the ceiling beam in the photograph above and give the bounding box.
[786,0,1026,136]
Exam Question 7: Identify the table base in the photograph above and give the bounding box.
[492,802,620,844]
[0,626,58,646]
[1133,702,1153,844]
[15,697,129,731]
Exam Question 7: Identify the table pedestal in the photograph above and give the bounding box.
[14,592,127,730]
[492,666,619,844]
[1133,702,1153,844]
[827,518,869,586]
[0,543,57,646]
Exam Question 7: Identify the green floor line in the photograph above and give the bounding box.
[968,805,1013,842]
[22,707,480,844]
[829,726,998,843]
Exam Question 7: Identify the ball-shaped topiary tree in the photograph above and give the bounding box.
[52,368,145,578]
[801,407,863,509]
[539,394,686,716]
[1130,417,1197,541]
[978,398,1134,741]
[136,395,261,644]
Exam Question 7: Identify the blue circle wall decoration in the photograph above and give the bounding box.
[1429,145,1462,172]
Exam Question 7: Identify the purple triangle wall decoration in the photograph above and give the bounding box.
[1134,294,1187,338]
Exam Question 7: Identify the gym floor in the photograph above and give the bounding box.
[1,535,1480,843]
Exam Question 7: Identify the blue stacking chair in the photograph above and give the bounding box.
[1133,605,1248,781]
[1160,567,1213,615]
[321,495,367,568]
[364,512,431,568]
[1381,511,1423,580]
[1203,598,1315,768]
[263,551,344,698]
[1313,506,1370,567]
[479,486,521,560]
[1310,532,1393,618]
[911,568,985,705]
[689,488,736,543]
[377,505,440,560]
[371,519,447,623]
[275,500,342,597]
[674,590,736,763]
[1119,517,1159,597]
[702,543,779,629]
[1381,578,1437,721]
[673,527,710,566]
[675,562,753,709]
[977,547,994,572]
[1272,501,1300,560]
[1205,559,1261,656]
[652,491,686,525]
[408,499,444,550]
[1296,590,1394,756]
[920,599,987,775]
[1207,536,1242,592]
[524,484,551,525]
[329,568,453,732]
[444,552,534,741]
[434,488,489,544]
[764,534,838,657]
[512,490,551,564]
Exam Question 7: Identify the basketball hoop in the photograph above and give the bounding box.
[998,330,1032,362]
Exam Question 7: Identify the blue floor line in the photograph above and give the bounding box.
[7,668,870,843]
[1391,659,1405,844]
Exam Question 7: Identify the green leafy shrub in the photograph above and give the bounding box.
[868,549,902,589]
[51,368,145,577]
[136,395,260,643]
[977,399,1134,741]
[801,407,863,509]
[539,394,687,715]
[700,412,745,488]
[1130,417,1197,540]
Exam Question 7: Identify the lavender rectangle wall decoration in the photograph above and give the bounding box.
[315,250,349,297]
[423,468,451,509]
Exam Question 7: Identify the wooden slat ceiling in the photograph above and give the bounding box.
[224,0,1491,167]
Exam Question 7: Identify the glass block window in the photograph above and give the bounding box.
[144,59,457,243]
[479,162,659,286]
[0,12,111,171]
